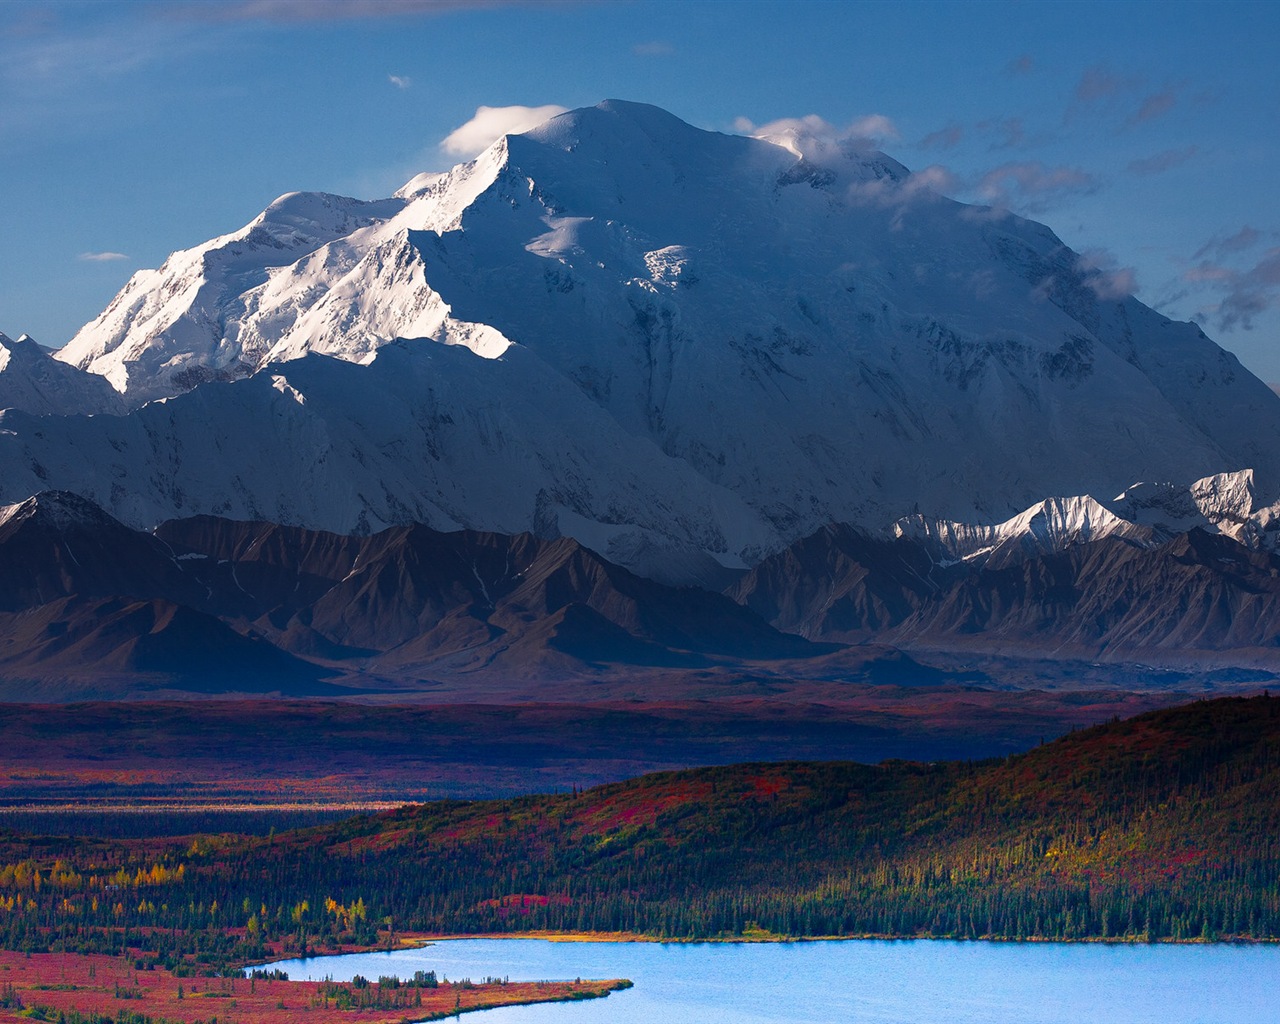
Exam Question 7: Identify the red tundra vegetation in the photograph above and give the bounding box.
[0,951,629,1024]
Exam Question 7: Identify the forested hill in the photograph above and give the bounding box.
[300,694,1280,941]
[2,696,1278,955]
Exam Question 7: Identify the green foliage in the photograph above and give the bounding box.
[0,695,1278,950]
[1,980,24,1008]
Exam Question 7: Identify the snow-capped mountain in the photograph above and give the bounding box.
[894,495,1149,570]
[57,192,406,402]
[13,100,1280,583]
[732,511,1280,660]
[0,342,769,585]
[893,469,1280,570]
[0,333,123,416]
[1109,469,1273,545]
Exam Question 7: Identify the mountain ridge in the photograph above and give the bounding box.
[0,489,1279,700]
[0,100,1274,584]
[0,332,123,417]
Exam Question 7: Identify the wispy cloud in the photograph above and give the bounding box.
[180,0,527,23]
[920,124,963,150]
[1066,63,1142,122]
[388,74,411,89]
[1005,54,1034,76]
[735,112,899,162]
[1067,66,1188,131]
[920,115,1032,154]
[974,161,1099,212]
[975,116,1027,150]
[846,164,961,217]
[440,103,568,158]
[1073,64,1140,104]
[1128,88,1177,125]
[0,6,229,139]
[1203,249,1280,330]
[1177,230,1280,331]
[1077,249,1138,300]
[0,4,60,40]
[835,167,957,236]
[847,114,898,143]
[1193,225,1262,261]
[78,251,129,262]
[632,40,673,57]
[1127,145,1197,176]
[8,17,183,85]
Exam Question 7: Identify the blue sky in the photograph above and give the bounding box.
[3,0,1279,378]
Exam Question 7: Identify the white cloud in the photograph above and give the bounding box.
[848,163,960,211]
[388,74,411,90]
[78,251,129,262]
[1077,250,1138,300]
[440,103,568,158]
[734,112,899,162]
[902,164,959,196]
[847,114,899,143]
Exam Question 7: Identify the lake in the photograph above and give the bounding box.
[257,937,1280,1023]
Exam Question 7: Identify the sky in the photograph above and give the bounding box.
[2,0,1279,378]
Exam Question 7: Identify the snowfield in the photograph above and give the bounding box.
[0,100,1276,583]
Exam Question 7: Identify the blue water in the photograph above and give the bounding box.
[257,937,1280,1023]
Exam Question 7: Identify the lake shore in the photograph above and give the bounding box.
[397,929,1278,947]
[255,933,1280,1023]
[0,950,631,1024]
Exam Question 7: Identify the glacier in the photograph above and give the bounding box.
[0,99,1276,584]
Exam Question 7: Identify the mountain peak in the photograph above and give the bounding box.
[0,490,125,533]
[6,101,1280,583]
[0,331,124,416]
[0,332,32,356]
[526,98,709,145]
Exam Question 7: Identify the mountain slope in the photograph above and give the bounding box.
[13,694,1272,942]
[909,528,1280,656]
[0,596,335,698]
[0,333,123,417]
[735,513,1280,660]
[0,493,337,697]
[0,490,195,610]
[0,492,838,696]
[1,344,767,584]
[4,100,1273,582]
[57,192,406,402]
[155,513,821,678]
[282,694,1277,941]
[726,522,946,637]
